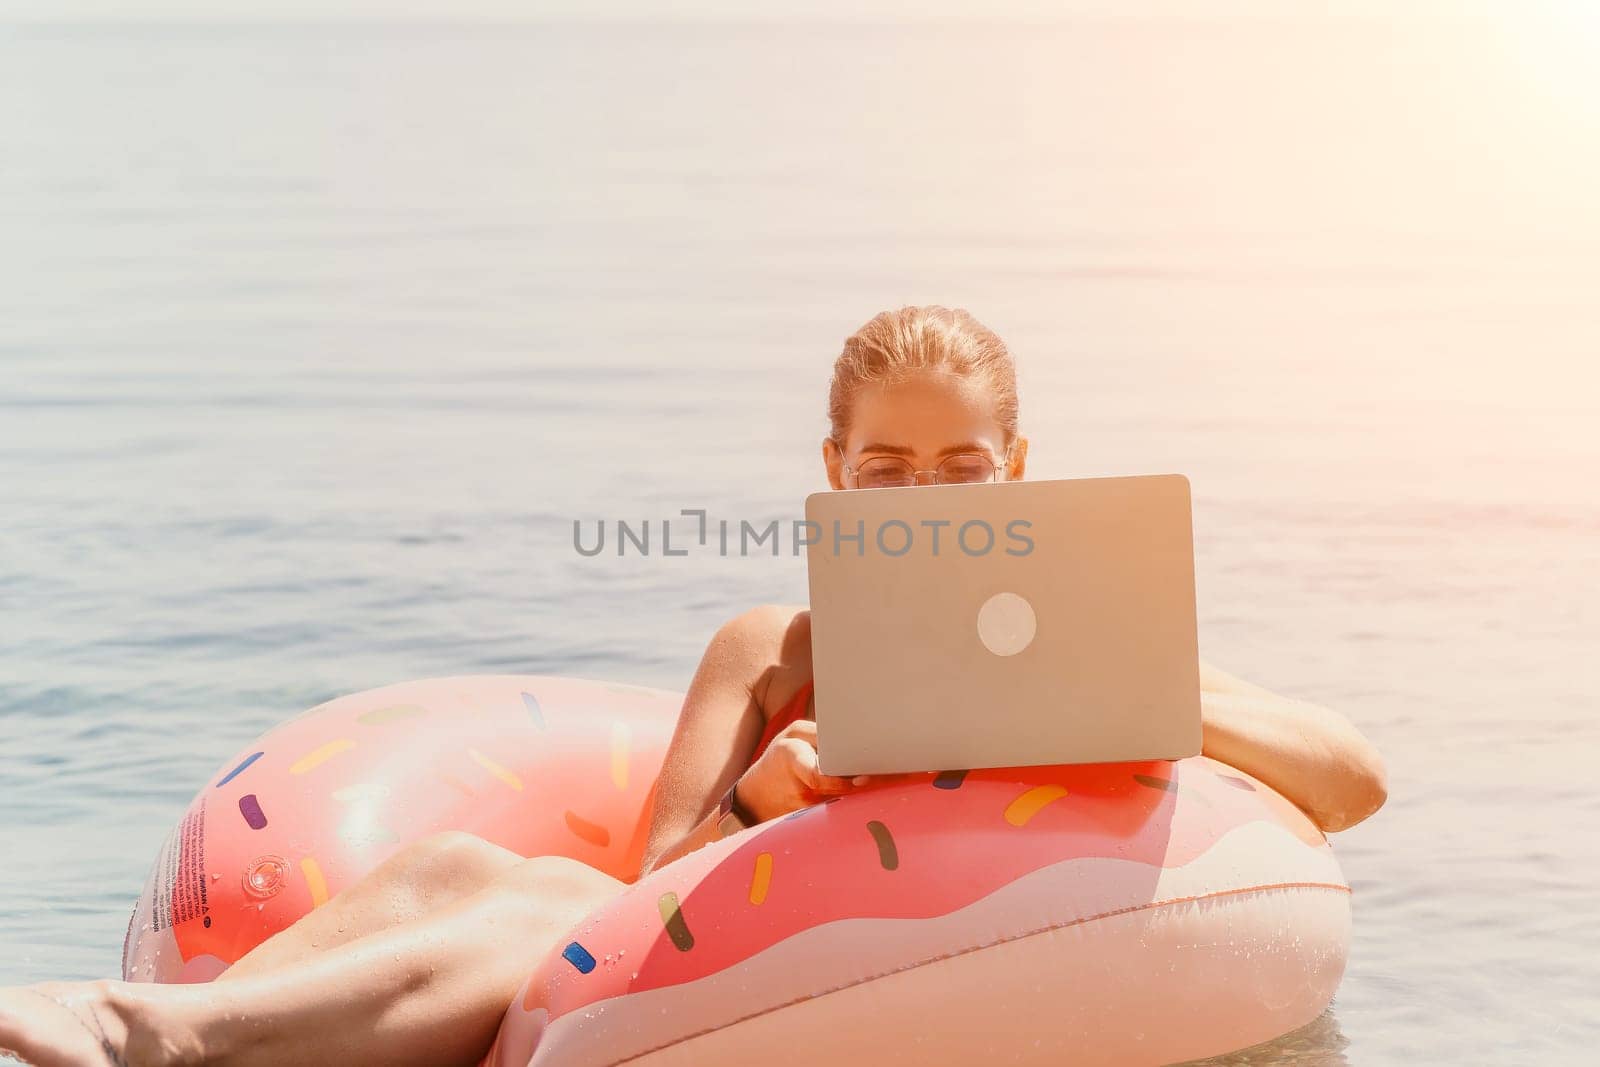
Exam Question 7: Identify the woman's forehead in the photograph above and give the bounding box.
[845,374,1006,455]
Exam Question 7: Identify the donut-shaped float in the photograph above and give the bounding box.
[122,676,678,983]
[123,676,1351,1066]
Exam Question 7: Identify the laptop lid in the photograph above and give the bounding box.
[804,474,1201,777]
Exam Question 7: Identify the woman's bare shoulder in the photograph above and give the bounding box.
[708,604,812,711]
[713,603,809,643]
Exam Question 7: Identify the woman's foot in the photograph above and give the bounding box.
[0,980,202,1067]
[0,983,125,1067]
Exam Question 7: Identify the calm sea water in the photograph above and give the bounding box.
[3,15,1598,1065]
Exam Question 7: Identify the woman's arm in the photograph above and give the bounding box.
[1198,660,1388,833]
[635,606,783,880]
[637,605,866,880]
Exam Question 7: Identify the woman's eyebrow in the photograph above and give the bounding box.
[936,441,990,457]
[855,441,993,458]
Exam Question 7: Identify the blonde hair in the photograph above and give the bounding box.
[828,305,1019,447]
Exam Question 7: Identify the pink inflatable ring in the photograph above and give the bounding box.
[123,675,1351,1066]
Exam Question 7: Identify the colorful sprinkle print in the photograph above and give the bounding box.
[932,769,968,790]
[238,794,268,830]
[215,752,263,789]
[564,810,610,848]
[521,691,545,729]
[866,820,899,870]
[300,857,329,908]
[468,748,524,792]
[289,739,355,776]
[562,942,597,974]
[748,852,773,905]
[658,892,695,951]
[1003,784,1070,827]
[1133,773,1179,794]
[357,704,427,726]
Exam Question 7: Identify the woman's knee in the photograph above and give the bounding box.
[378,831,523,901]
[478,856,622,930]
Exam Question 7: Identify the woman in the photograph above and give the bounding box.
[0,305,1387,1067]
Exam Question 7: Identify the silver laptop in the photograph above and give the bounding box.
[804,474,1201,776]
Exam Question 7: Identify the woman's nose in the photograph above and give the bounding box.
[912,469,939,486]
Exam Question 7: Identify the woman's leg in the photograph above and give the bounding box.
[0,854,623,1067]
[220,831,523,981]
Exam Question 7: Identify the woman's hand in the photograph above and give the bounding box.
[736,719,877,823]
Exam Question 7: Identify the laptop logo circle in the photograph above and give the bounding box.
[976,592,1036,657]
